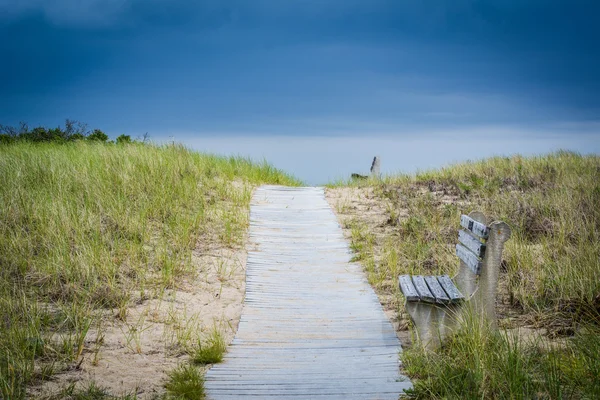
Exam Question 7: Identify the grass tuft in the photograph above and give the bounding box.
[41,381,137,399]
[193,329,226,365]
[164,364,205,400]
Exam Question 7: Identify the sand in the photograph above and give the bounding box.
[31,244,247,398]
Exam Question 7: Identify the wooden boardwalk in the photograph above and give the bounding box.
[205,186,412,399]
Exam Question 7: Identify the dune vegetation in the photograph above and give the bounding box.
[0,141,299,399]
[328,151,600,399]
[2,130,598,399]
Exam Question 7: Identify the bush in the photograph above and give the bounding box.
[0,120,119,145]
[0,134,14,145]
[116,134,132,144]
[87,129,109,142]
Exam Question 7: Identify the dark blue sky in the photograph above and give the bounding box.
[1,1,599,182]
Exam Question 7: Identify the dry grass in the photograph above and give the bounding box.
[0,141,300,399]
[327,151,600,398]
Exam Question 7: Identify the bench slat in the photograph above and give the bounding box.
[425,275,450,304]
[458,230,486,258]
[437,275,464,303]
[411,275,435,303]
[460,215,489,239]
[456,243,482,274]
[398,275,420,301]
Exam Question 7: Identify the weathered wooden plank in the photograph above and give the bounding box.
[399,275,420,301]
[458,229,486,257]
[425,275,450,304]
[437,275,464,303]
[411,275,435,303]
[456,243,483,274]
[460,214,489,239]
[203,396,394,400]
[204,186,411,399]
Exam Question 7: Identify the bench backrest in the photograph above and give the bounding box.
[456,214,489,275]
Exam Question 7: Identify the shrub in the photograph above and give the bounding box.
[0,134,14,145]
[0,120,101,144]
[87,129,109,142]
[116,134,132,144]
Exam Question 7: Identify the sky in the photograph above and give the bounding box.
[1,1,599,183]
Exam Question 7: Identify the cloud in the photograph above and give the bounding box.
[0,0,131,26]
[0,0,235,28]
[0,0,598,134]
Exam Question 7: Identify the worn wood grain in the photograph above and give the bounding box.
[399,275,420,301]
[424,275,450,304]
[458,229,486,258]
[456,243,483,274]
[460,214,490,239]
[411,275,436,303]
[204,186,412,399]
[436,275,464,303]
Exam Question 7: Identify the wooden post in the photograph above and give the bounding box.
[370,156,380,178]
[475,220,511,325]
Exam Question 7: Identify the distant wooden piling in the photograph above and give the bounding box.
[370,156,381,178]
[351,156,381,180]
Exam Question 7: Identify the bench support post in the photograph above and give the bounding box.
[474,220,511,325]
[405,302,460,349]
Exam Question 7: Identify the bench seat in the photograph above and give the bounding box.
[398,274,464,304]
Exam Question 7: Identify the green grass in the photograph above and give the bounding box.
[330,151,600,398]
[193,328,226,365]
[0,141,300,399]
[164,364,205,400]
[403,310,600,399]
[40,382,137,399]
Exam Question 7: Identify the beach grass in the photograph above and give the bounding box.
[329,151,600,398]
[0,141,300,398]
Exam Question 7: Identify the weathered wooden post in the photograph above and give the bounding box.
[474,220,511,325]
[370,156,381,178]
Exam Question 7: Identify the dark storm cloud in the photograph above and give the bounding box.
[0,1,598,133]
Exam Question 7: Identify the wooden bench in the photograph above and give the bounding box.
[398,211,511,347]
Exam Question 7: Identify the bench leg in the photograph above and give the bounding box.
[405,302,461,349]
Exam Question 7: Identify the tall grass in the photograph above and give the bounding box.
[330,151,600,398]
[402,309,600,399]
[0,141,300,398]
